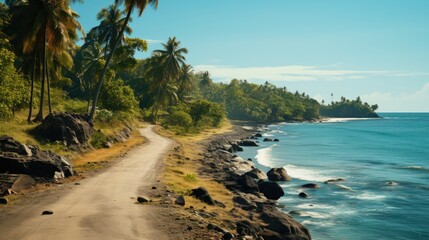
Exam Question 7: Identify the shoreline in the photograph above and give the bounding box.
[157,123,311,239]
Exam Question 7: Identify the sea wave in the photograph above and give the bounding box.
[349,192,386,201]
[295,203,335,210]
[284,164,336,182]
[400,166,429,173]
[322,118,379,123]
[255,145,278,167]
[301,220,334,227]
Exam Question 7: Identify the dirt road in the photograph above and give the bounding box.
[0,126,173,240]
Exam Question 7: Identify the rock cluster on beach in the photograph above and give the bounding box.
[199,128,312,240]
[0,136,74,196]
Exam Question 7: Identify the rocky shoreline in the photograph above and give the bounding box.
[196,125,312,240]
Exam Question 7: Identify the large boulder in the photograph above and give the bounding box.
[33,112,94,146]
[239,140,259,147]
[244,168,268,180]
[267,168,292,181]
[237,174,259,194]
[191,187,215,205]
[0,136,74,179]
[0,174,36,196]
[258,181,284,200]
[261,205,311,240]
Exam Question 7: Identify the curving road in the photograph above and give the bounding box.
[0,126,173,240]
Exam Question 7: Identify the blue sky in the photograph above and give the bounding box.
[70,0,429,112]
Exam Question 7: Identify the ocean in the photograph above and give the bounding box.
[238,113,429,240]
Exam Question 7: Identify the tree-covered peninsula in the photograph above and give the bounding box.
[320,96,379,118]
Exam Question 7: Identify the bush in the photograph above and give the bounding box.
[167,111,193,128]
[99,79,139,112]
[95,109,113,122]
[90,131,109,149]
[189,100,225,127]
[183,173,198,182]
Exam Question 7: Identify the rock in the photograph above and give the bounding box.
[244,168,268,180]
[298,192,309,198]
[237,174,259,194]
[239,140,259,147]
[222,232,235,240]
[258,181,284,200]
[267,168,292,181]
[0,197,8,204]
[231,143,243,152]
[0,136,74,179]
[233,196,257,210]
[324,178,346,184]
[137,196,151,203]
[288,210,303,215]
[0,174,37,195]
[222,144,234,153]
[208,223,225,233]
[259,229,282,240]
[263,138,273,142]
[175,195,185,206]
[273,139,279,142]
[42,210,53,215]
[261,205,311,240]
[191,187,215,205]
[32,112,94,147]
[254,133,263,138]
[301,183,320,188]
[247,158,252,161]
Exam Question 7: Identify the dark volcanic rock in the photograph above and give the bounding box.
[261,205,311,240]
[258,181,284,200]
[231,143,243,152]
[0,136,32,156]
[175,195,185,206]
[0,174,36,195]
[0,136,74,179]
[239,140,259,147]
[324,178,346,184]
[244,168,268,180]
[237,174,259,194]
[267,167,292,181]
[299,192,309,198]
[137,196,151,203]
[273,139,279,142]
[191,187,215,205]
[42,210,53,215]
[263,138,273,142]
[254,133,263,138]
[0,197,8,204]
[301,183,320,189]
[222,232,234,240]
[33,112,94,146]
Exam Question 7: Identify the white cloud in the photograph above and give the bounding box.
[146,39,163,44]
[193,64,428,82]
[361,82,429,112]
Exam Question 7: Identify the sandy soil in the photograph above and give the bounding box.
[0,126,176,240]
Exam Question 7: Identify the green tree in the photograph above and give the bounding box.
[89,0,158,121]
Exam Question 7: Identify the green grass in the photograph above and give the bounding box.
[183,173,198,183]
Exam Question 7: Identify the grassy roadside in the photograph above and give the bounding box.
[156,121,249,225]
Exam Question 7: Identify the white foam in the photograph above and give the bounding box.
[301,220,334,227]
[255,145,277,167]
[299,211,330,219]
[350,192,386,200]
[285,164,335,182]
[263,133,275,137]
[295,203,335,210]
[322,118,379,123]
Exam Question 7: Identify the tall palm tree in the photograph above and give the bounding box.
[9,0,82,121]
[149,37,188,121]
[177,64,193,101]
[89,0,158,121]
[92,3,132,58]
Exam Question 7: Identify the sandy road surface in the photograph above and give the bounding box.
[0,126,173,240]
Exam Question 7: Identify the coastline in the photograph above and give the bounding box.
[156,122,311,239]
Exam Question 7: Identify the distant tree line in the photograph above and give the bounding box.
[320,96,379,118]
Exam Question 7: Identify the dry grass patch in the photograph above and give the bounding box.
[157,121,243,225]
[73,129,146,172]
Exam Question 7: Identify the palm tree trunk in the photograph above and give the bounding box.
[27,53,36,122]
[34,24,47,122]
[89,8,132,120]
[46,53,52,114]
[152,80,164,122]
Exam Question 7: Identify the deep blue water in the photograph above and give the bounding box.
[239,113,429,240]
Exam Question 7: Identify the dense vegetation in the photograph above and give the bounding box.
[320,96,379,118]
[0,0,379,142]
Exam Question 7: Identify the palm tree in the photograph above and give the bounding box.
[9,0,82,121]
[150,37,188,121]
[91,3,132,58]
[89,0,158,121]
[177,64,193,101]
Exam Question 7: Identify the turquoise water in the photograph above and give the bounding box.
[239,113,429,240]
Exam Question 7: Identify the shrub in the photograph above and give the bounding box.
[167,111,193,128]
[99,79,139,112]
[90,131,108,149]
[183,173,198,182]
[95,109,113,122]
